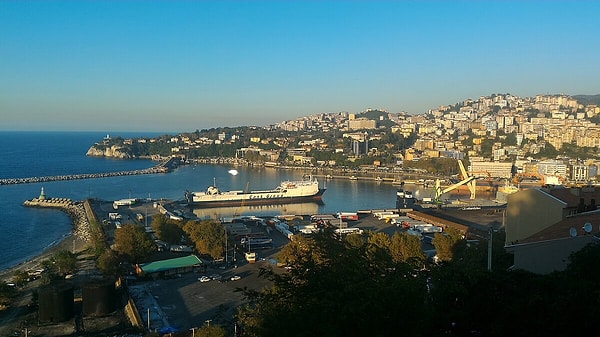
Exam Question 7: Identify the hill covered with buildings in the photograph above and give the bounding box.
[88,93,600,185]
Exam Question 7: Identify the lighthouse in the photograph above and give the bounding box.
[39,186,46,200]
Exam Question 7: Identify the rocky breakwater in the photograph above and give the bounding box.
[23,197,92,247]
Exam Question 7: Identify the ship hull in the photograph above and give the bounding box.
[187,188,326,208]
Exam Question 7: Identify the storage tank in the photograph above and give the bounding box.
[38,281,74,322]
[82,279,117,316]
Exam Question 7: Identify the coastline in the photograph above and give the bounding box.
[0,198,94,283]
[0,233,78,282]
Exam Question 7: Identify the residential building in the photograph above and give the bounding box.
[505,187,600,274]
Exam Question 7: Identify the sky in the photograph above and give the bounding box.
[1,1,599,133]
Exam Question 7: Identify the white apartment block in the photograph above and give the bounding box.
[536,160,568,178]
[469,161,513,178]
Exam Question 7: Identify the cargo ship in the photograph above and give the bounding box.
[185,176,326,207]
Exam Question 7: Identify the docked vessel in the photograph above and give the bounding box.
[185,176,326,207]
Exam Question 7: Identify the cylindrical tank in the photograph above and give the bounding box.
[38,281,74,322]
[82,279,117,316]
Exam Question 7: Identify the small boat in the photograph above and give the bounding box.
[349,176,358,180]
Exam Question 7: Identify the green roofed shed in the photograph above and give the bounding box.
[136,255,202,277]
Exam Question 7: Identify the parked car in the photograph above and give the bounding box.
[198,276,211,283]
[230,275,241,281]
[210,274,222,281]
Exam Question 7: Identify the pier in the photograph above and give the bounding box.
[0,157,178,186]
[23,195,93,248]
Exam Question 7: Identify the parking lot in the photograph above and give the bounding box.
[100,200,502,332]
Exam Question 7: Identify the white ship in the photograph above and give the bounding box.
[185,176,326,207]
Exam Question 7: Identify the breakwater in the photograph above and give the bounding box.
[23,197,92,248]
[0,157,177,186]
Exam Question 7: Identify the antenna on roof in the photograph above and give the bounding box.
[569,227,578,237]
[583,222,592,234]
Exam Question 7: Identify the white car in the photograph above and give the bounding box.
[198,276,211,283]
[230,275,241,281]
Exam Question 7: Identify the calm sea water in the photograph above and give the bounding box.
[0,131,407,271]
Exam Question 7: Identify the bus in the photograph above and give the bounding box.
[334,227,363,235]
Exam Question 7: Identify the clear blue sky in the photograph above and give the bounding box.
[1,1,599,133]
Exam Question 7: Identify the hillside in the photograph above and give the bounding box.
[573,94,600,105]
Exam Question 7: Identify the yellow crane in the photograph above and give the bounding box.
[433,160,476,204]
[458,159,477,200]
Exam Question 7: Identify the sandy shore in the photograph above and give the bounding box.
[0,198,93,283]
[0,234,82,284]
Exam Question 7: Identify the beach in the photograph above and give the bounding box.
[0,197,94,288]
[0,197,94,335]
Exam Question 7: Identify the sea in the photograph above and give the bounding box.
[0,131,416,272]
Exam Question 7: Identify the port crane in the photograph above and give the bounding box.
[457,159,477,200]
[432,160,476,204]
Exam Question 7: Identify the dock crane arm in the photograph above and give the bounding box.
[433,175,476,204]
[458,160,476,200]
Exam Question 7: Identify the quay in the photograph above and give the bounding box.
[0,157,178,186]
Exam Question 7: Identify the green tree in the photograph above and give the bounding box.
[52,250,77,276]
[97,249,120,277]
[113,224,156,263]
[152,216,185,244]
[238,230,431,337]
[183,220,225,259]
[344,232,365,248]
[431,228,463,262]
[389,232,425,264]
[193,324,227,337]
[365,231,392,268]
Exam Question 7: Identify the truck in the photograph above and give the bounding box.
[418,225,443,233]
[336,212,358,221]
[334,227,363,235]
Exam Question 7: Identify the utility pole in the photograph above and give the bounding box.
[487,227,493,271]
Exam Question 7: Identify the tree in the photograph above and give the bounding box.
[183,220,225,259]
[238,230,431,337]
[431,228,463,262]
[193,324,227,337]
[97,248,120,277]
[113,224,156,264]
[52,250,77,276]
[389,232,425,265]
[365,231,392,268]
[152,216,185,244]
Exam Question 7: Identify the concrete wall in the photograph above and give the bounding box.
[505,189,565,244]
[510,236,596,274]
